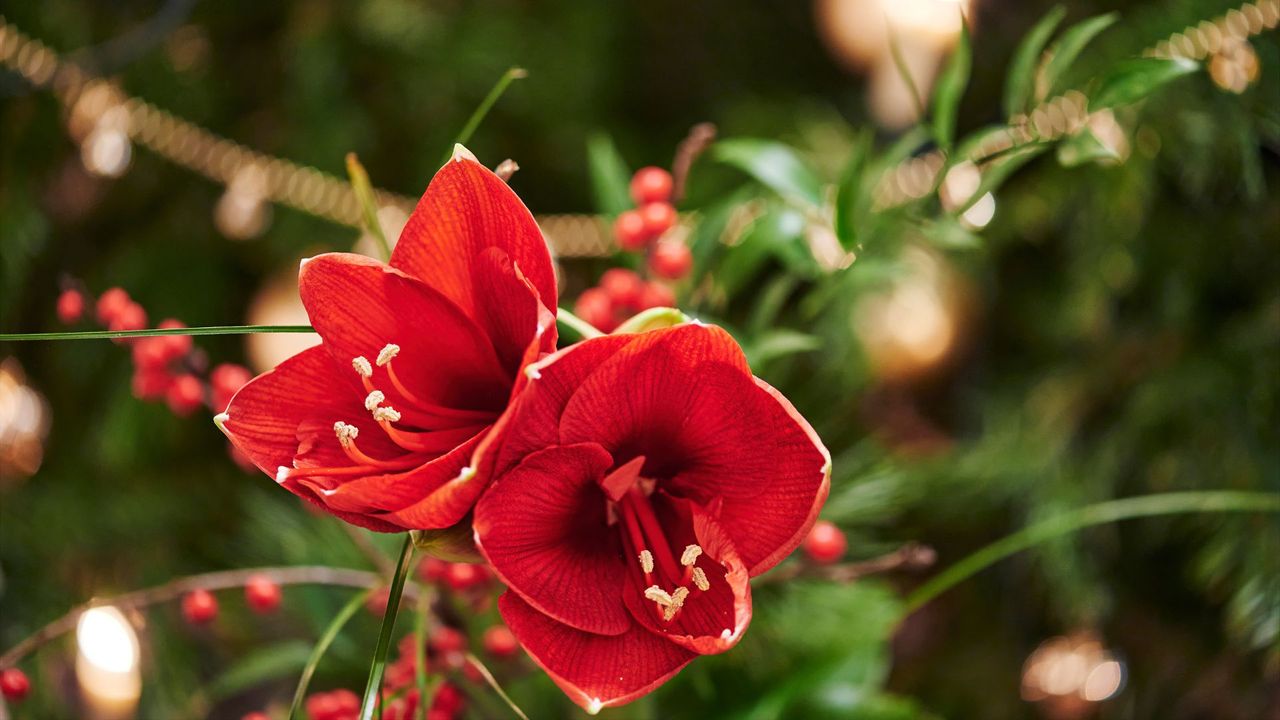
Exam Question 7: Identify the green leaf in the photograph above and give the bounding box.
[288,589,375,720]
[932,17,971,151]
[711,139,824,207]
[207,642,312,701]
[1036,13,1119,101]
[1055,128,1122,167]
[410,522,483,563]
[442,66,527,164]
[346,153,390,261]
[923,218,983,249]
[555,307,606,342]
[954,144,1049,214]
[613,307,691,334]
[586,133,634,217]
[887,31,926,124]
[358,536,414,720]
[1003,5,1067,117]
[834,129,873,249]
[744,329,823,367]
[1092,57,1199,109]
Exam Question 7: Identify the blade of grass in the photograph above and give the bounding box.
[0,325,314,341]
[556,308,605,342]
[288,588,376,720]
[346,153,391,261]
[1003,5,1066,117]
[414,589,434,720]
[359,536,415,720]
[464,652,531,720]
[441,67,528,164]
[887,28,926,125]
[902,490,1280,616]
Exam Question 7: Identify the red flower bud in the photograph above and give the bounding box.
[613,209,650,251]
[57,289,85,324]
[166,374,204,416]
[0,668,30,702]
[482,624,520,658]
[803,520,846,564]
[648,241,693,280]
[182,589,218,625]
[639,202,677,239]
[95,287,130,325]
[630,166,673,205]
[244,574,282,613]
[599,268,644,310]
[573,288,617,333]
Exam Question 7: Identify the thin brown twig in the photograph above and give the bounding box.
[755,542,937,585]
[671,122,717,203]
[0,565,424,668]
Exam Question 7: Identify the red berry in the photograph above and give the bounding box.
[599,268,645,310]
[638,282,676,310]
[157,319,192,359]
[132,367,173,401]
[366,587,391,616]
[418,557,448,583]
[131,337,171,371]
[573,287,617,333]
[630,166,674,205]
[245,574,282,613]
[182,589,218,624]
[95,287,131,325]
[613,209,650,252]
[443,562,487,592]
[0,668,30,702]
[211,363,253,410]
[430,625,467,654]
[166,374,204,416]
[803,520,847,564]
[242,713,270,720]
[431,683,464,714]
[108,301,147,343]
[462,657,485,683]
[57,289,85,324]
[639,202,677,239]
[482,625,519,658]
[649,241,693,280]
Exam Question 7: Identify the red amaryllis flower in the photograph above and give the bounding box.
[471,323,830,712]
[216,147,557,532]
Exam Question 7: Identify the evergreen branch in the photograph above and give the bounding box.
[902,491,1280,616]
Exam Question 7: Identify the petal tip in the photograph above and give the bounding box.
[451,143,478,164]
[275,466,291,484]
[212,412,230,435]
[585,698,604,715]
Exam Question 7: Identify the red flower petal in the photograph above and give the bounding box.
[298,252,510,413]
[620,494,752,655]
[475,443,633,636]
[391,153,557,321]
[471,247,558,376]
[499,592,695,713]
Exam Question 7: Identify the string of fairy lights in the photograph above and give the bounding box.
[0,2,1274,256]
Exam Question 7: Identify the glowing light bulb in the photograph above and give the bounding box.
[215,164,271,240]
[76,606,142,719]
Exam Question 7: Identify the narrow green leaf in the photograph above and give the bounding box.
[346,153,391,261]
[210,641,312,701]
[954,144,1049,214]
[1003,5,1067,117]
[1055,128,1122,167]
[744,329,823,367]
[932,16,971,151]
[413,591,433,720]
[358,536,415,720]
[903,490,1280,616]
[441,67,528,164]
[887,30,926,125]
[0,325,314,341]
[464,652,531,720]
[586,133,634,217]
[833,130,873,250]
[613,307,690,335]
[288,589,375,720]
[711,139,824,207]
[1036,13,1119,101]
[1092,57,1199,109]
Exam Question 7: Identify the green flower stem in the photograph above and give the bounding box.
[0,325,314,341]
[555,308,604,343]
[447,67,528,162]
[902,490,1280,616]
[347,153,392,261]
[413,589,433,720]
[289,587,376,720]
[359,535,415,720]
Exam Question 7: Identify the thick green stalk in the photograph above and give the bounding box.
[902,490,1280,616]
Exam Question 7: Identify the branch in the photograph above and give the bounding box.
[754,543,936,585]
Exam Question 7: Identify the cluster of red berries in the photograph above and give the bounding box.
[572,268,676,333]
[179,574,283,626]
[612,167,694,280]
[0,668,29,704]
[57,283,256,467]
[802,520,848,564]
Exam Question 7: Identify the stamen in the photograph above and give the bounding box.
[376,343,400,366]
[372,406,402,423]
[333,421,359,448]
[644,586,673,606]
[364,390,385,411]
[332,420,405,469]
[352,356,373,377]
[638,550,655,575]
[680,544,703,567]
[691,567,710,592]
[662,587,690,622]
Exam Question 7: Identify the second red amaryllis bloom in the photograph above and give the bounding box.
[216,147,557,532]
[471,323,830,712]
